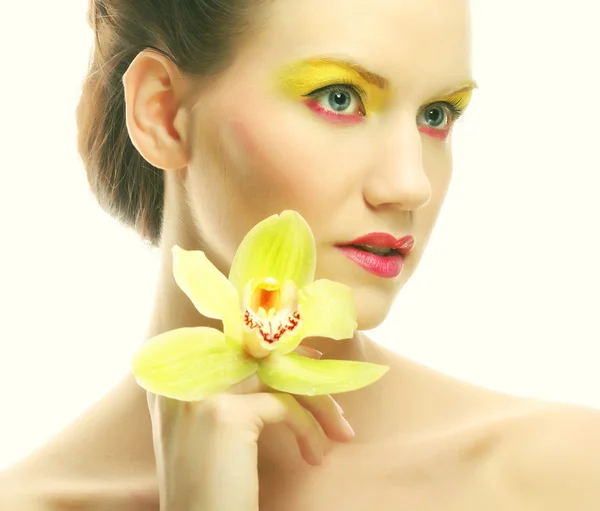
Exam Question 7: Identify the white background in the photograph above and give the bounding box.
[0,1,599,471]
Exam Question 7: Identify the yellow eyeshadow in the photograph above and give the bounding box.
[427,80,478,112]
[429,85,475,113]
[275,59,389,113]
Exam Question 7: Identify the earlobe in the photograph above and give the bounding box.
[122,49,191,171]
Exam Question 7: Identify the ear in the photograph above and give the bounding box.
[122,49,192,171]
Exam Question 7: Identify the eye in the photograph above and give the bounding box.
[304,83,366,117]
[417,101,463,131]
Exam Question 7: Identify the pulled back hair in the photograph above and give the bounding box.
[77,0,267,245]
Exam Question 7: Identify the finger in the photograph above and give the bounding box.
[190,391,325,465]
[201,392,324,465]
[251,393,324,466]
[295,394,355,442]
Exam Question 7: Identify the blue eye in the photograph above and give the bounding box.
[422,105,447,127]
[328,90,353,112]
[417,101,464,130]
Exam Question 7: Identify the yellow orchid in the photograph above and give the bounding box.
[132,210,389,401]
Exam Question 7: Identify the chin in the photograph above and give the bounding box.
[352,285,398,331]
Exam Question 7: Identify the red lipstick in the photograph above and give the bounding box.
[335,232,415,278]
[344,233,414,254]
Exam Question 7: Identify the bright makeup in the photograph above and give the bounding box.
[276,56,476,137]
[336,233,415,279]
[417,82,475,140]
[276,57,390,121]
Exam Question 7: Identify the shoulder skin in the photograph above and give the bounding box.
[501,403,600,510]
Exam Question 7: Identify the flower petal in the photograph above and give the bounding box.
[229,211,316,295]
[273,279,357,356]
[172,246,242,338]
[257,352,389,396]
[132,327,258,401]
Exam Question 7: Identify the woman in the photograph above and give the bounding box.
[1,0,599,509]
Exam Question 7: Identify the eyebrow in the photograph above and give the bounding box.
[317,57,389,88]
[317,57,478,98]
[433,80,479,99]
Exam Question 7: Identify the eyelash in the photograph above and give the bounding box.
[304,81,467,128]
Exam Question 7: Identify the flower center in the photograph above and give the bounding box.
[243,277,301,345]
[250,277,280,313]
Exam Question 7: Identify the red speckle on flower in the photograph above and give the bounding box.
[243,309,301,344]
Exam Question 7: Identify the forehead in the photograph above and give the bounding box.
[247,0,472,97]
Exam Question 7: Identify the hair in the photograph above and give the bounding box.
[77,0,268,245]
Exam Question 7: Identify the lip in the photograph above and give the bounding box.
[341,232,415,255]
[335,232,415,279]
[335,246,405,278]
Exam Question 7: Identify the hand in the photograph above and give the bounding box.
[147,345,355,511]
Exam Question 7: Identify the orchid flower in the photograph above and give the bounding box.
[132,210,389,402]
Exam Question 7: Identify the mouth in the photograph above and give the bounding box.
[335,233,415,278]
[339,232,415,254]
[347,244,400,256]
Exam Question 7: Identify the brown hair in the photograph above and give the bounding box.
[77,0,267,245]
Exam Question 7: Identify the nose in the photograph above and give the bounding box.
[363,121,432,211]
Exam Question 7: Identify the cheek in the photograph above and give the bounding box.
[231,119,313,196]
[224,106,358,217]
[413,145,453,245]
[426,145,453,205]
[229,120,309,194]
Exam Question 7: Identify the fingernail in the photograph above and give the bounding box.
[334,400,344,415]
[296,345,323,359]
[344,418,355,437]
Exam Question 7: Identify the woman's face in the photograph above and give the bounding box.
[181,0,474,330]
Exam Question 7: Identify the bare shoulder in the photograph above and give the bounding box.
[0,377,157,510]
[426,368,600,510]
[498,401,600,510]
[0,476,49,511]
[0,471,157,511]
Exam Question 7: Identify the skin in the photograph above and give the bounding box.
[2,0,600,508]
